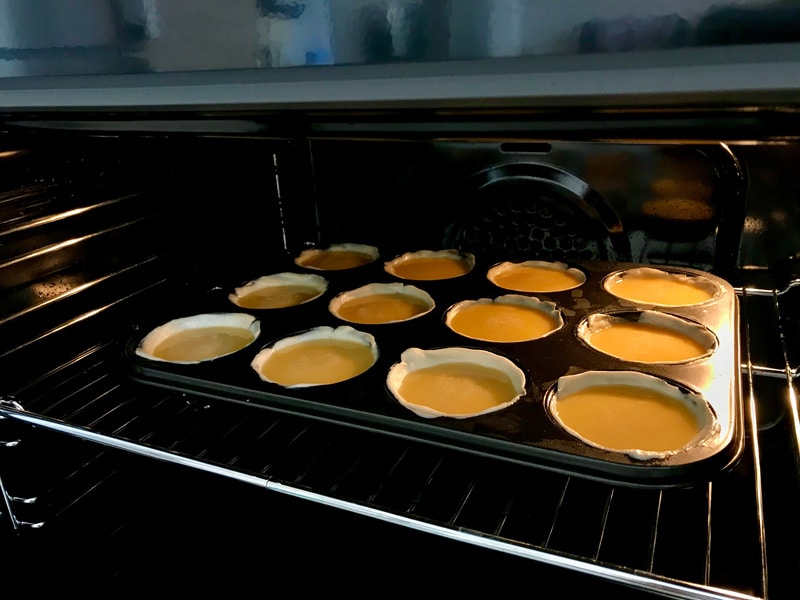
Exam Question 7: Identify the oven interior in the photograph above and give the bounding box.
[1,111,799,598]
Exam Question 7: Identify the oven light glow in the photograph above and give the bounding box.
[744,215,766,234]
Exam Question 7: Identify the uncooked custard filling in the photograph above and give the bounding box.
[554,384,704,452]
[449,303,558,342]
[609,276,713,305]
[235,284,322,309]
[299,250,373,270]
[588,322,708,362]
[257,339,374,385]
[398,362,518,416]
[493,265,583,293]
[390,257,470,280]
[335,293,430,324]
[151,326,255,361]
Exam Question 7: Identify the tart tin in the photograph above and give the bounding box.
[251,325,378,388]
[602,266,720,307]
[546,370,719,461]
[125,259,743,488]
[487,260,587,293]
[329,282,435,325]
[384,249,475,281]
[445,294,564,343]
[386,346,526,419]
[576,310,717,364]
[228,272,328,310]
[135,312,260,364]
[294,243,379,271]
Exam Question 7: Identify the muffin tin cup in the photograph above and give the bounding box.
[576,309,718,364]
[384,249,476,282]
[228,272,328,310]
[294,243,379,272]
[546,370,720,461]
[124,257,743,488]
[386,346,527,419]
[329,282,436,325]
[135,312,261,365]
[251,325,379,388]
[445,294,565,344]
[487,259,587,293]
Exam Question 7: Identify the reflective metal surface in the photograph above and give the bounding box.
[1,0,799,75]
[0,1,798,110]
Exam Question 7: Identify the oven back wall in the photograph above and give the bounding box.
[305,137,767,282]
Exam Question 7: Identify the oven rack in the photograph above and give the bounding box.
[3,282,799,598]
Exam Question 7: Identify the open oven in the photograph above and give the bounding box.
[1,2,799,598]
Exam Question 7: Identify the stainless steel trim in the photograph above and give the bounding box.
[0,45,798,111]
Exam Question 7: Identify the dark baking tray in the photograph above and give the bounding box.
[123,257,744,488]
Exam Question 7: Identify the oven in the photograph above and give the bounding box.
[1,2,799,598]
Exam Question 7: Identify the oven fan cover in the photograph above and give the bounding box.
[444,162,630,264]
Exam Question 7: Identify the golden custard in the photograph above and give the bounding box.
[448,302,559,343]
[230,273,327,310]
[150,326,255,362]
[234,284,323,309]
[334,293,431,324]
[605,268,715,306]
[552,384,705,454]
[298,250,374,271]
[389,256,471,280]
[588,322,708,363]
[255,339,375,386]
[397,362,519,417]
[489,262,585,293]
[385,250,474,281]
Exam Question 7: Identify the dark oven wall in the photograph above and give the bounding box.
[305,138,753,280]
[305,136,800,285]
[0,131,299,390]
[1,129,796,315]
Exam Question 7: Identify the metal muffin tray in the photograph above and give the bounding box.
[123,256,743,488]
